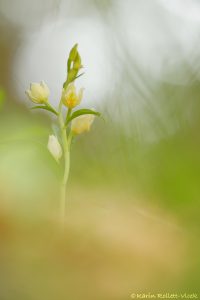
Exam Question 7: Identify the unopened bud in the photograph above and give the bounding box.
[69,43,78,61]
[71,114,95,135]
[26,81,49,104]
[47,135,62,163]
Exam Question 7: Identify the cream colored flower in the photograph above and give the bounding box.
[71,114,95,135]
[62,83,84,109]
[26,81,50,104]
[47,135,62,163]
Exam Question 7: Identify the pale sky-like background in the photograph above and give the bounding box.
[1,0,200,140]
[0,0,199,102]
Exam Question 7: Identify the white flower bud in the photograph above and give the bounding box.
[26,81,50,104]
[62,83,84,109]
[47,135,62,163]
[71,114,95,135]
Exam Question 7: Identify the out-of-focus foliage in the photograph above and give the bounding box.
[0,88,5,109]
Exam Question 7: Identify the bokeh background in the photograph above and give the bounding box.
[0,0,200,299]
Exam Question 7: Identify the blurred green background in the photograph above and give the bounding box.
[0,0,200,299]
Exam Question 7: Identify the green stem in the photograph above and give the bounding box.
[58,99,71,226]
[60,147,70,225]
[67,130,73,150]
[65,108,72,126]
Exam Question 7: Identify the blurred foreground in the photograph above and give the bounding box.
[0,103,199,299]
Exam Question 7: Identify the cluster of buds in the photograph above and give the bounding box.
[64,44,83,87]
[26,44,101,163]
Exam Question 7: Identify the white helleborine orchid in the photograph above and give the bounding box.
[47,135,62,163]
[62,83,84,109]
[26,81,50,104]
[24,44,101,225]
[71,114,95,135]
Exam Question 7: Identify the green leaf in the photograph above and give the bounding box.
[67,58,71,73]
[31,105,58,116]
[66,109,101,126]
[75,72,84,80]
